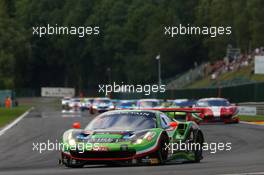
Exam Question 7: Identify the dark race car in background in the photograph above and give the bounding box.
[80,98,94,111]
[193,98,239,124]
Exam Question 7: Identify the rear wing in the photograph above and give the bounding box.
[145,107,204,123]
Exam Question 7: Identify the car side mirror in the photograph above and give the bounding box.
[169,121,178,128]
[72,122,81,129]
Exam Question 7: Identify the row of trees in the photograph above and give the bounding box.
[0,0,263,92]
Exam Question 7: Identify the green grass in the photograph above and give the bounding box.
[0,105,31,128]
[239,115,264,122]
[188,64,264,88]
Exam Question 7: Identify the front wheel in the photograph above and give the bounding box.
[61,154,85,168]
[192,130,204,163]
[155,134,169,164]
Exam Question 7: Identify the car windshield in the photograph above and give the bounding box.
[85,112,156,131]
[139,101,160,108]
[196,99,230,107]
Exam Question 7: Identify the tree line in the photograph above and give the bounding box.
[0,0,263,92]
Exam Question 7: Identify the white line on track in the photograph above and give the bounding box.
[0,107,34,136]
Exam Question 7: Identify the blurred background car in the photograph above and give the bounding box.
[68,98,82,112]
[170,99,197,108]
[89,97,115,114]
[61,97,71,110]
[111,99,120,108]
[136,99,161,109]
[80,98,94,111]
[160,99,174,108]
[115,100,137,110]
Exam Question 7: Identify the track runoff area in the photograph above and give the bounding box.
[0,96,264,175]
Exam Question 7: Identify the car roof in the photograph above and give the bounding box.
[198,97,227,101]
[138,99,160,102]
[173,99,189,102]
[119,100,135,102]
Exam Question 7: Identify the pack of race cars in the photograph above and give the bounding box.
[59,96,240,167]
[61,97,239,124]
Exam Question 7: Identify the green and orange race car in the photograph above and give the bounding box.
[60,109,204,168]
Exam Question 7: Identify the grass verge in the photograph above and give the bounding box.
[0,105,31,128]
[239,115,264,122]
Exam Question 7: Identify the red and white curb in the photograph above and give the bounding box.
[0,107,34,136]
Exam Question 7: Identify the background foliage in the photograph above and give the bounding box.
[0,0,263,91]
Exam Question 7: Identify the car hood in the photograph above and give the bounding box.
[68,128,156,142]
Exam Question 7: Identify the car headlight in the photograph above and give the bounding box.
[63,131,71,141]
[68,139,76,146]
[131,131,156,144]
[143,131,156,141]
[135,138,143,144]
[63,131,76,145]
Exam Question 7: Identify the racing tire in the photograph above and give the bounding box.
[155,133,169,164]
[63,158,85,168]
[61,153,85,168]
[192,130,204,163]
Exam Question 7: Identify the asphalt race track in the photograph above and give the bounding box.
[0,98,264,175]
